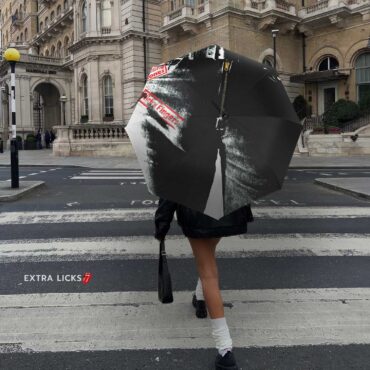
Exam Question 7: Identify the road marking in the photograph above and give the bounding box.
[1,288,370,352]
[71,169,145,180]
[319,173,331,176]
[1,234,370,262]
[0,207,370,225]
[71,176,145,180]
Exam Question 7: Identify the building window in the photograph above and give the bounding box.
[82,74,89,117]
[81,1,88,33]
[51,11,55,20]
[318,56,339,71]
[57,5,61,15]
[45,17,49,26]
[39,21,43,31]
[103,75,114,117]
[24,28,28,41]
[262,56,274,68]
[56,41,62,57]
[355,52,370,103]
[64,36,70,56]
[64,0,69,10]
[101,0,112,29]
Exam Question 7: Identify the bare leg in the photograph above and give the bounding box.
[188,237,223,318]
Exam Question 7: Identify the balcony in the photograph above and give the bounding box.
[162,0,298,35]
[162,1,211,33]
[31,6,73,46]
[298,0,367,27]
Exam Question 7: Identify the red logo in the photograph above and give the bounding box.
[82,272,92,285]
[139,89,185,129]
[148,64,169,80]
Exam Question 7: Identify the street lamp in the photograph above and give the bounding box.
[60,95,67,126]
[271,29,279,71]
[3,48,21,189]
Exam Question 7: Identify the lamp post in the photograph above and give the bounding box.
[60,95,67,126]
[271,29,279,71]
[3,48,21,189]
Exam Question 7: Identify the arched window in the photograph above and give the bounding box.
[56,41,62,57]
[318,56,339,71]
[45,49,50,56]
[64,0,69,10]
[103,75,114,117]
[20,33,23,42]
[82,74,88,117]
[50,45,56,57]
[101,0,112,29]
[81,1,88,33]
[39,22,43,31]
[45,17,49,26]
[355,53,370,103]
[64,36,70,56]
[24,28,28,41]
[262,56,274,68]
[57,5,61,15]
[50,11,55,20]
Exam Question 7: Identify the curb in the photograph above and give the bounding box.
[0,181,45,201]
[314,179,370,201]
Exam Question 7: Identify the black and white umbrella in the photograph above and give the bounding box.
[126,45,302,219]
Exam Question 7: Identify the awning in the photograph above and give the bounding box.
[290,69,350,83]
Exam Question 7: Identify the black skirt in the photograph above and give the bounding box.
[176,204,254,238]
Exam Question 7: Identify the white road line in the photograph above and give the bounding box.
[1,234,370,262]
[1,288,370,352]
[319,173,331,176]
[0,207,370,225]
[71,176,145,180]
[28,173,38,176]
[80,173,143,176]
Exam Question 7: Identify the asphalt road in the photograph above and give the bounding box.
[0,165,370,370]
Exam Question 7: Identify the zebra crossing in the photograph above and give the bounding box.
[71,169,145,183]
[1,205,370,368]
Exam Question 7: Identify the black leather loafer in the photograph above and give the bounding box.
[215,350,239,370]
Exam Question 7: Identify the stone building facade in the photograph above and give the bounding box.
[0,0,369,156]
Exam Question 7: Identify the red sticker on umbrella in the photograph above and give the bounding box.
[139,88,185,128]
[148,64,169,80]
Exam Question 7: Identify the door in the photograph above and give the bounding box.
[318,82,337,115]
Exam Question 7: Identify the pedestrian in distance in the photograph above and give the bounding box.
[50,129,56,143]
[36,129,42,150]
[154,197,254,370]
[44,130,51,149]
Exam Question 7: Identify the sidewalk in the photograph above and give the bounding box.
[1,149,370,169]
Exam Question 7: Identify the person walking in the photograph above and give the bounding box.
[36,129,42,150]
[154,197,254,370]
[44,130,51,149]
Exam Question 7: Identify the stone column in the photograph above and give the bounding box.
[89,0,98,36]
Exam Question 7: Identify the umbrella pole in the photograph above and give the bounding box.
[216,59,232,211]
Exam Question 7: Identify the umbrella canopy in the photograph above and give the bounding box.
[126,44,302,219]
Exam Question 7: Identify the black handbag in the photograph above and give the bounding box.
[158,239,173,304]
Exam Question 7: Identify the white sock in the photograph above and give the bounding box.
[195,277,204,300]
[211,317,233,357]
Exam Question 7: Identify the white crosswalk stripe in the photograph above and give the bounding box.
[0,206,370,224]
[71,169,145,180]
[0,206,369,361]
